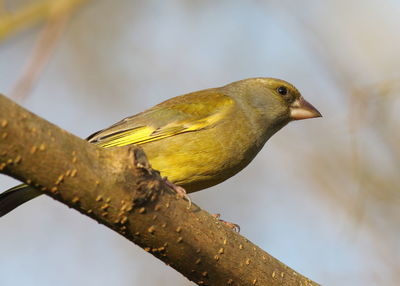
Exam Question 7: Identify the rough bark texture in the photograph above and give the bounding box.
[0,94,319,286]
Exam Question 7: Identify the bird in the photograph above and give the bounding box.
[0,78,321,217]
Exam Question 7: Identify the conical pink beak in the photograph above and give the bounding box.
[290,97,322,120]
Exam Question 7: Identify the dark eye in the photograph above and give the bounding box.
[277,86,288,96]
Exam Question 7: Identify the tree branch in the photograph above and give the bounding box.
[0,0,89,41]
[0,94,319,286]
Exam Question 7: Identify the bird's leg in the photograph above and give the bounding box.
[212,214,240,232]
[163,177,192,209]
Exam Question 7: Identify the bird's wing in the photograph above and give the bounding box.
[86,91,234,148]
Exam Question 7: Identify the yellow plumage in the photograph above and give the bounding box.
[87,90,237,191]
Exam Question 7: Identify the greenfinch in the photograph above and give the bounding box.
[0,78,321,216]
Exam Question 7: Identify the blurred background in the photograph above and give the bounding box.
[0,0,399,285]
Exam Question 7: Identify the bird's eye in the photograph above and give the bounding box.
[277,86,288,96]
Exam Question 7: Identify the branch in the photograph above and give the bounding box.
[0,94,319,286]
[0,0,88,41]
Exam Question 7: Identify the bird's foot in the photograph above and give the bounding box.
[163,177,192,209]
[212,214,240,232]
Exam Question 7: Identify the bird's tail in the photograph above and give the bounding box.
[0,184,42,217]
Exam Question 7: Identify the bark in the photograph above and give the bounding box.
[0,94,319,286]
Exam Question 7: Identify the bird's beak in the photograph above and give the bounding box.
[290,97,322,120]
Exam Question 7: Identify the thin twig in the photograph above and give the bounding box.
[11,11,69,101]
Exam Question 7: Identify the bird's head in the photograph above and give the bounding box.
[223,77,321,139]
[226,77,321,126]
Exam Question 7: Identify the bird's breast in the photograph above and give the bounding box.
[141,115,264,193]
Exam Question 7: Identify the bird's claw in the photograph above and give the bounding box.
[163,177,192,209]
[212,213,240,232]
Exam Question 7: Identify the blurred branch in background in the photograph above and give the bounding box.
[310,80,400,283]
[0,0,89,101]
[0,0,87,41]
[281,2,400,282]
[11,9,69,101]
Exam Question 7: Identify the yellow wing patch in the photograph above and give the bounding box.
[95,109,226,148]
[89,93,234,148]
[95,126,156,147]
